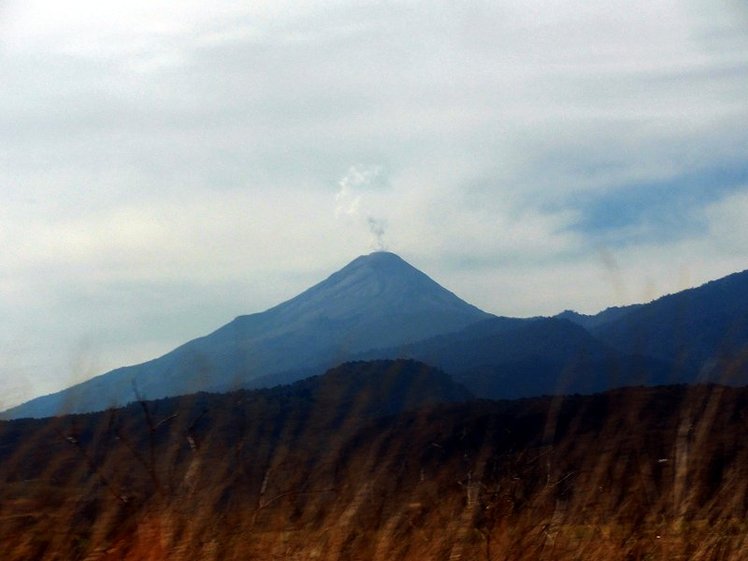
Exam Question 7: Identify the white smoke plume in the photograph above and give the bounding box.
[335,166,388,251]
[367,216,387,251]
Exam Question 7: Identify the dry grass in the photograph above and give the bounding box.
[1,375,748,560]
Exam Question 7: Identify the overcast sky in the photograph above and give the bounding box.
[1,0,747,408]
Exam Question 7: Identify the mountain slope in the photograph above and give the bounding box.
[359,316,685,399]
[3,252,490,418]
[591,269,748,379]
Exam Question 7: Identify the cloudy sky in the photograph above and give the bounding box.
[1,0,747,408]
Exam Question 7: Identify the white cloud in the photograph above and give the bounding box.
[704,188,748,255]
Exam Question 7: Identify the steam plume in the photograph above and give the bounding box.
[335,166,388,251]
[367,216,387,251]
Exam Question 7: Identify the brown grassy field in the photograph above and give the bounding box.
[1,362,748,560]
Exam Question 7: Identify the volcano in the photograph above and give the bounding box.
[4,252,491,418]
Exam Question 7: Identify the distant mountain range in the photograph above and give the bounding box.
[360,316,681,399]
[373,268,748,398]
[3,252,748,419]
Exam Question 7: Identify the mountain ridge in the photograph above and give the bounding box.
[4,255,748,420]
[2,252,490,419]
[590,268,748,373]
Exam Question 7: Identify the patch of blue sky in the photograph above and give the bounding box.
[567,162,748,246]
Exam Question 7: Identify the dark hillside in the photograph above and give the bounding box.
[556,304,642,330]
[362,317,690,398]
[593,269,748,378]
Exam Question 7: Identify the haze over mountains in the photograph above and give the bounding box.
[4,252,748,419]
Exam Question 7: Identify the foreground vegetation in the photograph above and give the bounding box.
[1,360,747,560]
